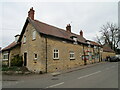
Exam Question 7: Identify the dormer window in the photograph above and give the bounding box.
[73,37,77,42]
[73,37,77,44]
[32,30,36,40]
[70,36,78,44]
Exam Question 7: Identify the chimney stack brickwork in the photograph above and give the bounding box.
[28,7,35,20]
[80,30,83,36]
[66,24,71,32]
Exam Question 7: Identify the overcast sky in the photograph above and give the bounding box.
[0,0,119,48]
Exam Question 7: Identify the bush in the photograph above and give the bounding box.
[11,55,23,67]
[2,66,20,71]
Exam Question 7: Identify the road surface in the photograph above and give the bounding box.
[2,62,118,88]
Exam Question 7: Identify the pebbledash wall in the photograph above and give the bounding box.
[19,23,101,73]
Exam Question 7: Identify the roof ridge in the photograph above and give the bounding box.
[34,19,66,31]
[34,19,83,37]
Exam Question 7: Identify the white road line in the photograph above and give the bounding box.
[78,71,101,79]
[46,82,64,88]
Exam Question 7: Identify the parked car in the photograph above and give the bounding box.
[109,56,119,62]
[115,54,120,61]
[105,56,111,61]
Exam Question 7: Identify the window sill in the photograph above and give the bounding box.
[2,59,8,61]
[53,58,59,60]
[70,58,75,60]
[32,39,36,41]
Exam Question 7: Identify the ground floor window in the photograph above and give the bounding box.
[3,53,8,60]
[70,51,75,60]
[53,49,59,59]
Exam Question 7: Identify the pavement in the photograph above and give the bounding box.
[2,61,104,81]
[2,61,119,88]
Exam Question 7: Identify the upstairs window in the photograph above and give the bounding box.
[70,51,75,60]
[23,35,26,43]
[34,53,37,60]
[53,49,59,59]
[73,37,78,44]
[32,30,36,40]
[73,37,77,42]
[70,36,78,44]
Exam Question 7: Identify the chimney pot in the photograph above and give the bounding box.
[80,30,83,36]
[28,7,35,20]
[66,24,71,32]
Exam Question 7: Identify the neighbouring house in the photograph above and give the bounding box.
[102,44,115,59]
[2,38,20,66]
[1,7,114,73]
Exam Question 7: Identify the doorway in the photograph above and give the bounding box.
[24,52,27,66]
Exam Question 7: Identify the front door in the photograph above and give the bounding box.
[24,53,27,66]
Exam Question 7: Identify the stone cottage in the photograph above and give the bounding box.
[2,7,115,73]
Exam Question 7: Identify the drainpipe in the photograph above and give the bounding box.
[83,45,86,65]
[8,50,10,67]
[45,37,48,73]
[93,46,95,63]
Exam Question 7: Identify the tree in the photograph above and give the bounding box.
[96,22,120,53]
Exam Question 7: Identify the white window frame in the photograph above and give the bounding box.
[23,35,26,43]
[3,53,9,61]
[73,37,77,41]
[73,37,78,44]
[70,51,75,60]
[53,49,59,59]
[32,30,36,40]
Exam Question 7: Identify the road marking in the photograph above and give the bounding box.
[46,82,64,88]
[78,71,101,79]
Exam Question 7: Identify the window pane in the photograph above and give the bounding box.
[24,36,26,43]
[56,53,58,58]
[3,55,8,59]
[35,54,37,59]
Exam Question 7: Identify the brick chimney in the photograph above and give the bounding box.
[66,24,71,32]
[80,30,83,36]
[28,7,35,20]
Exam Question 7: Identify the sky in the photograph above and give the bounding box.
[0,0,119,48]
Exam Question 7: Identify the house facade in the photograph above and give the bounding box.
[2,8,115,73]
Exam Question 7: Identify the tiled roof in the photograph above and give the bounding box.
[103,45,115,53]
[2,41,18,51]
[89,40,100,46]
[30,18,87,44]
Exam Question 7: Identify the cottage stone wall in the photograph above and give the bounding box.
[46,37,84,72]
[19,23,103,73]
[20,23,46,73]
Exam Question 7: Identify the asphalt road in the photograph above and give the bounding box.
[3,62,118,88]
